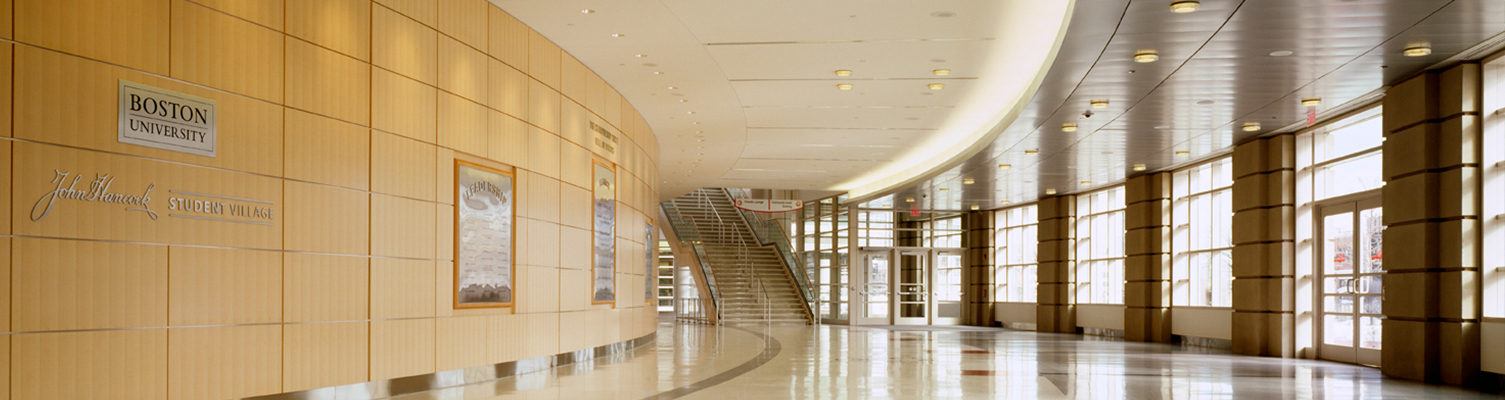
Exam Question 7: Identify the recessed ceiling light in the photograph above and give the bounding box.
[1175,150,1191,156]
[939,188,949,191]
[1045,189,1057,195]
[693,122,700,125]
[999,164,1011,169]
[1080,181,1091,186]
[837,83,854,90]
[678,100,687,102]
[653,71,662,75]
[1090,99,1109,109]
[687,111,695,114]
[635,54,646,57]
[835,70,852,76]
[931,11,955,18]
[1169,1,1199,13]
[1133,164,1147,171]
[1269,50,1294,57]
[667,86,676,90]
[906,197,915,202]
[1001,200,1011,204]
[1242,122,1261,132]
[1154,125,1172,129]
[1196,100,1215,105]
[928,83,945,90]
[1025,149,1039,155]
[695,131,703,133]
[933,69,951,76]
[1301,97,1322,106]
[971,205,980,211]
[1061,123,1078,132]
[963,178,975,185]
[1403,45,1432,57]
[611,33,624,37]
[1134,51,1159,63]
[581,9,595,13]
[882,204,892,208]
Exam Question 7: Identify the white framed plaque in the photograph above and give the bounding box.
[454,160,515,309]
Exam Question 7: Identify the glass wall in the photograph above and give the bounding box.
[1483,53,1505,373]
[1172,158,1234,307]
[994,205,1039,302]
[1076,187,1127,304]
[798,196,850,320]
[657,238,675,312]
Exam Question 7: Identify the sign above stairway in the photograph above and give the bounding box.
[733,199,804,213]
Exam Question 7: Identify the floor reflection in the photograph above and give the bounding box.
[391,317,1495,399]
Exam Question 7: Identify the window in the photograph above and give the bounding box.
[1484,56,1505,319]
[797,195,849,320]
[923,216,963,247]
[1172,158,1234,307]
[1076,187,1126,304]
[994,205,1039,302]
[1310,107,1384,201]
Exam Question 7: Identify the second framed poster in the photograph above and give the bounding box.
[454,160,515,309]
[592,160,617,304]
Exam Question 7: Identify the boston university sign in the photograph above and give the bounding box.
[118,80,217,157]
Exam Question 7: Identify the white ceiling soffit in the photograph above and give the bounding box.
[488,0,1075,201]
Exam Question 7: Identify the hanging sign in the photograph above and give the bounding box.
[119,80,217,157]
[732,199,803,213]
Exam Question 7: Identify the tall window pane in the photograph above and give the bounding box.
[1076,187,1126,304]
[994,205,1039,302]
[1173,157,1234,307]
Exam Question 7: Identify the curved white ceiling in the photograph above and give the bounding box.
[489,0,1074,201]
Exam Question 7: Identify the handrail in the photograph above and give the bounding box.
[660,200,720,322]
[722,188,817,323]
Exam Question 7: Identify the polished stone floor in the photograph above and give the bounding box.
[392,316,1498,399]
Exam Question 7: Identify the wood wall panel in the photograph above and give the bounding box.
[438,36,487,104]
[436,205,455,261]
[528,80,562,134]
[437,0,487,52]
[436,316,488,371]
[488,7,528,71]
[558,269,588,312]
[0,44,11,138]
[438,92,487,156]
[0,0,11,39]
[191,0,283,30]
[518,265,558,313]
[373,5,437,86]
[557,311,587,354]
[488,109,529,169]
[284,253,369,322]
[559,185,590,230]
[286,0,371,61]
[171,0,284,103]
[435,260,454,317]
[0,140,8,235]
[560,142,591,190]
[528,173,561,223]
[601,87,624,129]
[529,220,560,268]
[13,238,167,331]
[371,258,437,319]
[0,239,7,332]
[526,31,560,89]
[0,335,7,400]
[559,55,587,105]
[374,0,436,27]
[168,247,282,326]
[286,37,371,125]
[14,330,167,400]
[514,218,531,268]
[559,101,588,149]
[285,110,371,191]
[370,319,436,380]
[372,68,439,144]
[559,226,589,271]
[283,322,369,392]
[489,59,529,118]
[15,0,170,74]
[167,325,281,400]
[283,181,370,254]
[435,148,456,204]
[522,313,558,358]
[586,72,609,120]
[14,46,285,176]
[371,194,437,259]
[528,128,561,181]
[487,314,524,363]
[371,130,438,200]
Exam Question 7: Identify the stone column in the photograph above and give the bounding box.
[1381,63,1483,385]
[965,211,995,327]
[1037,195,1077,333]
[1231,133,1297,357]
[1125,173,1173,342]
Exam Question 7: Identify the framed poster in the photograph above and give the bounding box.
[645,222,656,303]
[454,160,515,309]
[592,159,617,304]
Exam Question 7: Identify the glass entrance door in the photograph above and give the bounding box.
[852,251,891,325]
[1318,198,1383,366]
[932,251,964,325]
[894,251,929,325]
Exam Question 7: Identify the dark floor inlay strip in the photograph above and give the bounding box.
[642,327,783,400]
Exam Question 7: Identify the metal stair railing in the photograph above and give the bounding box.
[723,188,817,323]
[660,200,720,324]
[687,188,761,322]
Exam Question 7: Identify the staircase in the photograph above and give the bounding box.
[668,189,812,324]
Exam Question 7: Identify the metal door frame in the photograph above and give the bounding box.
[1315,195,1383,366]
